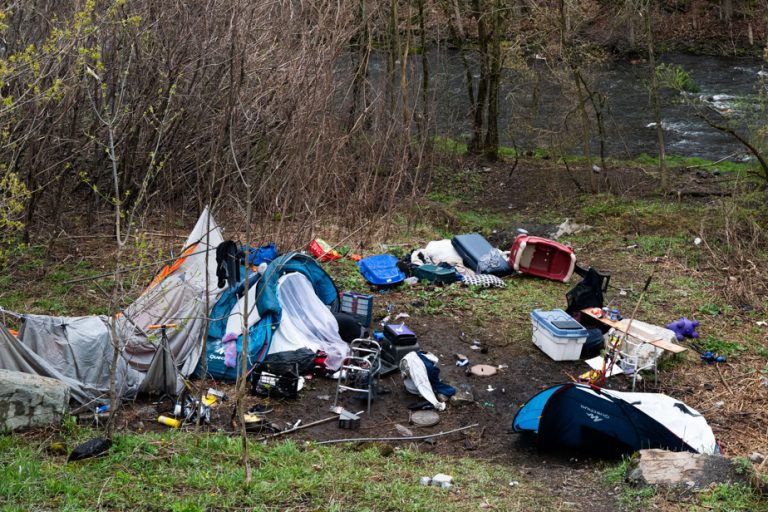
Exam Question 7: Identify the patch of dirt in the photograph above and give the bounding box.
[108,306,634,511]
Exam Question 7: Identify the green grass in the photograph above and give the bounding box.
[601,456,656,512]
[631,153,754,174]
[698,482,765,512]
[0,429,554,512]
[453,210,508,235]
[699,335,748,359]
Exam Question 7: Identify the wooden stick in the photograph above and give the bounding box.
[314,423,481,445]
[716,364,734,395]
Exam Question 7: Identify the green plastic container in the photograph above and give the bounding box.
[413,264,457,285]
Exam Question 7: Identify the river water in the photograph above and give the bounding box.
[366,51,765,161]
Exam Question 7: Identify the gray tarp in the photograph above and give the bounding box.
[0,208,224,404]
[0,321,94,404]
[18,314,143,402]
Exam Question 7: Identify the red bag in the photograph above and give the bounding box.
[309,238,340,261]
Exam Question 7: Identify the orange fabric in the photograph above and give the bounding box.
[8,329,18,337]
[147,243,200,290]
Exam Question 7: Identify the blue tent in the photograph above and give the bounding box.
[513,383,719,455]
[201,252,339,381]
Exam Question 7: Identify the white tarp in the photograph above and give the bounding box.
[268,272,349,370]
[600,388,718,455]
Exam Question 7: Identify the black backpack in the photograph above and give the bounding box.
[565,266,611,315]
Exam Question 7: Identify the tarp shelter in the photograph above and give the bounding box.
[513,383,719,455]
[203,252,348,381]
[0,208,223,404]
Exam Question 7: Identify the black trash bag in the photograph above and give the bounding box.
[68,437,112,462]
[257,348,316,376]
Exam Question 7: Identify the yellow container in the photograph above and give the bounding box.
[158,415,181,428]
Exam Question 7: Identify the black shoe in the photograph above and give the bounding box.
[407,400,435,411]
[248,404,273,415]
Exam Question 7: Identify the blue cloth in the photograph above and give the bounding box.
[581,328,605,359]
[416,352,456,397]
[245,243,278,266]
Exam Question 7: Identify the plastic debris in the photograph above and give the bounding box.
[455,354,469,367]
[431,473,453,489]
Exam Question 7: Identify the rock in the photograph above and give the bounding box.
[450,383,475,406]
[0,369,69,431]
[750,452,765,464]
[395,424,414,437]
[410,410,440,427]
[627,449,749,491]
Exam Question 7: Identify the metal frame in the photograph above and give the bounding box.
[334,338,382,415]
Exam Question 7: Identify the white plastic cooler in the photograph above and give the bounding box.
[530,309,588,361]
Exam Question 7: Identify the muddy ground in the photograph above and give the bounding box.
[110,307,624,511]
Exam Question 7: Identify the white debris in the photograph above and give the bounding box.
[431,473,453,489]
[550,218,591,240]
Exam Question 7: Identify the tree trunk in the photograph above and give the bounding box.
[484,0,502,160]
[559,0,595,192]
[469,0,489,155]
[417,0,429,143]
[387,0,400,110]
[721,0,733,22]
[645,1,668,194]
[444,0,477,142]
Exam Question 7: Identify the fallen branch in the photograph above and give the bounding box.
[256,414,341,441]
[314,423,480,445]
[716,364,734,396]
